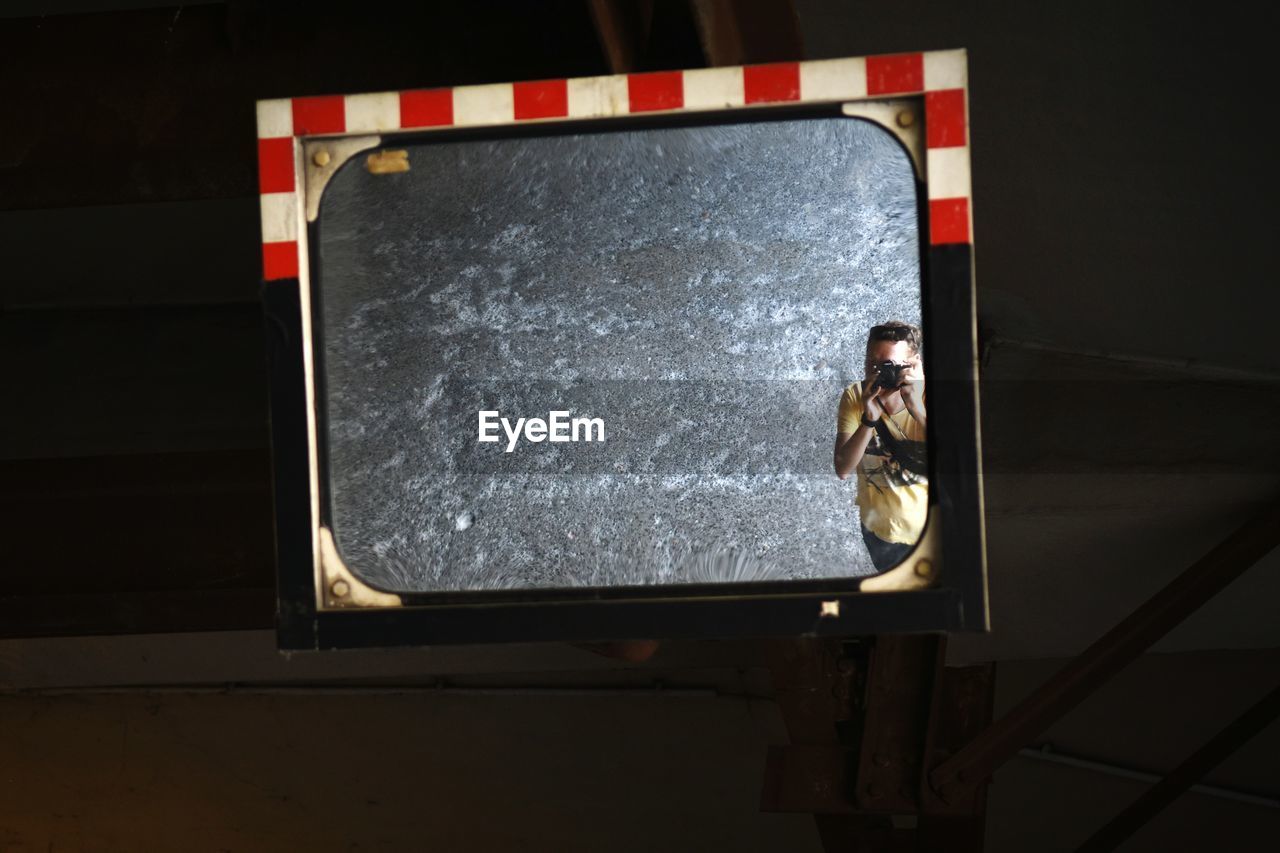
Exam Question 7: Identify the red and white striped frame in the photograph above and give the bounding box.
[257,50,972,281]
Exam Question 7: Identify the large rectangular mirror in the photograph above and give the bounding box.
[259,52,985,647]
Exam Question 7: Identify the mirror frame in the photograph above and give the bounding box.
[258,50,987,650]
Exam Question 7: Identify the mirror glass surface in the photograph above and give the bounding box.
[315,116,924,592]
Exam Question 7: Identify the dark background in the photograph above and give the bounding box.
[1,2,1277,851]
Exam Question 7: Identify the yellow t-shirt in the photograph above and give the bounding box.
[836,382,929,545]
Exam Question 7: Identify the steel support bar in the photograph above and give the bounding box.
[1076,682,1280,852]
[930,502,1280,793]
[586,0,649,73]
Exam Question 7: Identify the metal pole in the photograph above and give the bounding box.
[1075,683,1280,852]
[929,502,1280,795]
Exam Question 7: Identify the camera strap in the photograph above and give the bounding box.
[872,412,928,479]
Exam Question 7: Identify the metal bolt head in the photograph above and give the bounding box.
[313,149,331,167]
[895,109,915,128]
[331,579,350,598]
[914,558,934,579]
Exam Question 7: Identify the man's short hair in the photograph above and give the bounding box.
[866,320,922,357]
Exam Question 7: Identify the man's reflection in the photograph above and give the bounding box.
[833,321,928,571]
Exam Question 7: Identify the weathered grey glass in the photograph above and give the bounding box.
[316,117,921,592]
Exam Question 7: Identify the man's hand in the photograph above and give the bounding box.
[899,360,926,425]
[861,382,886,423]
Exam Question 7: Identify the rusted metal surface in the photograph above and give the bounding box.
[930,502,1280,794]
[759,638,861,819]
[919,663,995,817]
[852,635,944,813]
[763,638,861,741]
[914,664,996,852]
[760,744,856,815]
[761,635,994,851]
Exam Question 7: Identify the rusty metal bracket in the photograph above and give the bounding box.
[919,664,996,818]
[761,744,858,815]
[759,637,863,815]
[851,634,944,813]
[762,637,862,738]
[759,635,995,851]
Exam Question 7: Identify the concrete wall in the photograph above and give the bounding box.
[0,688,816,852]
[2,639,1275,852]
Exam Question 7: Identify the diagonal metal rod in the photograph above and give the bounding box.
[1076,682,1280,852]
[929,501,1280,794]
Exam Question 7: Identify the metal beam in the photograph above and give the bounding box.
[587,0,654,74]
[1076,682,1280,852]
[687,0,802,66]
[929,502,1280,795]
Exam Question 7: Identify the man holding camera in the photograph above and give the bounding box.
[833,321,928,571]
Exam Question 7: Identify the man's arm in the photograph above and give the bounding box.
[834,427,874,480]
[834,384,885,480]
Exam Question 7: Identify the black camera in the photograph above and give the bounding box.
[872,360,911,390]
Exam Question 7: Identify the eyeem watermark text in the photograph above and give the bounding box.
[478,410,605,452]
